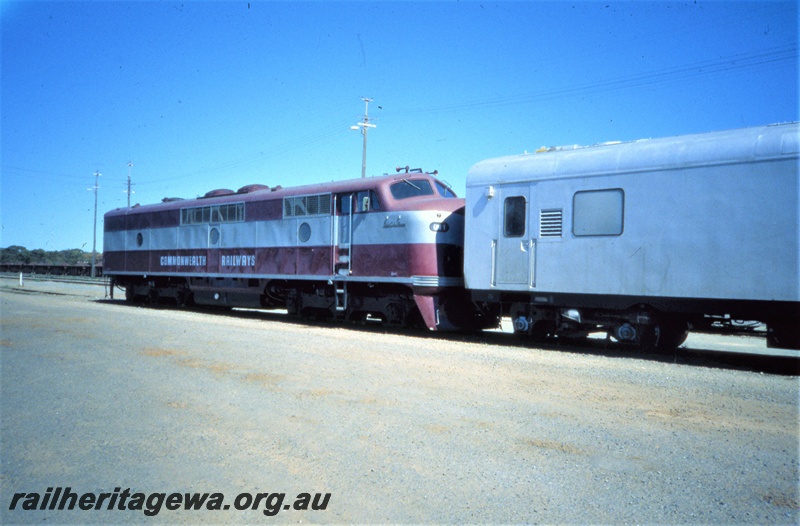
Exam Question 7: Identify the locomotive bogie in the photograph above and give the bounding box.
[466,123,800,350]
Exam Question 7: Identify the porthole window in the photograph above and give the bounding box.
[298,222,311,243]
[209,227,220,245]
[136,232,144,247]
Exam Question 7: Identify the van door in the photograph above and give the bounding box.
[494,187,533,286]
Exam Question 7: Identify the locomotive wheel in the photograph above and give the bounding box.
[176,289,194,307]
[144,288,159,305]
[384,301,407,325]
[285,290,300,316]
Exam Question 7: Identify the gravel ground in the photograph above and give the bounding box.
[1,279,798,524]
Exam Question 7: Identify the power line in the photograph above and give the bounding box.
[132,115,357,186]
[0,165,92,183]
[3,43,794,190]
[390,44,798,117]
[148,45,794,184]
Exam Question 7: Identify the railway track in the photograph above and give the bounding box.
[2,274,797,373]
[0,272,108,287]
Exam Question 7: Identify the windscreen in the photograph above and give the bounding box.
[390,178,458,199]
[390,179,435,200]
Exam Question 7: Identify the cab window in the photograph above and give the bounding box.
[390,179,435,200]
[356,190,381,212]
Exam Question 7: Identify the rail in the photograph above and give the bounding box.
[0,272,108,287]
[0,263,102,277]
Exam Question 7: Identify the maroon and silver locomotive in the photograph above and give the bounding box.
[103,169,497,331]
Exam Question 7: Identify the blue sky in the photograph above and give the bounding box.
[1,1,797,252]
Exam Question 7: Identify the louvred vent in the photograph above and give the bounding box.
[540,209,563,237]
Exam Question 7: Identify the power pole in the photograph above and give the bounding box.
[351,97,376,178]
[126,161,134,207]
[91,170,101,278]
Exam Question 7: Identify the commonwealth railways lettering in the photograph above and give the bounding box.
[159,255,207,267]
[158,255,255,267]
[221,254,256,267]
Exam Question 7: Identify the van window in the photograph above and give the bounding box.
[573,189,624,236]
[503,196,526,237]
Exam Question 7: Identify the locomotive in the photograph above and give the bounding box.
[103,169,497,332]
[104,122,800,350]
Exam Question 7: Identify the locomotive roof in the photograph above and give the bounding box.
[105,170,457,218]
[467,122,799,186]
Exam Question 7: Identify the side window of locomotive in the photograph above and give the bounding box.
[572,189,624,236]
[503,196,526,238]
[390,179,435,200]
[356,190,381,212]
[284,194,332,217]
[181,203,244,225]
[434,181,457,198]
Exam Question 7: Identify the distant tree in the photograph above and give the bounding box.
[1,246,100,266]
[30,249,46,264]
[57,249,81,265]
[1,246,31,264]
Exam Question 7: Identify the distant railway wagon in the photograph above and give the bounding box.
[465,122,799,349]
[103,171,495,331]
[0,263,102,277]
